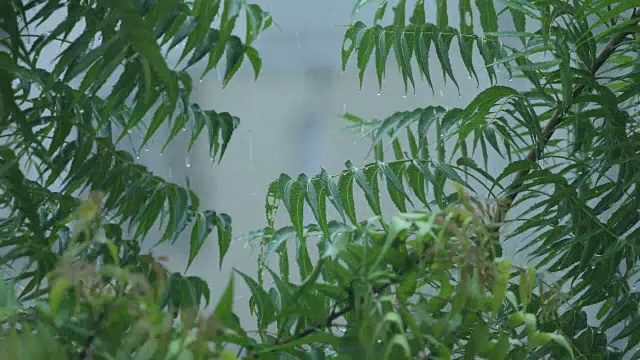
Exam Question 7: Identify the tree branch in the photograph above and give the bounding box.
[505,10,640,209]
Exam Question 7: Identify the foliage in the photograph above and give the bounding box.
[0,0,639,359]
[0,0,269,303]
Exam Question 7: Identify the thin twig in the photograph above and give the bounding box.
[505,10,640,209]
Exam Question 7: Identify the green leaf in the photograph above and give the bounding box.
[348,161,381,216]
[342,22,367,72]
[223,36,245,87]
[415,23,435,90]
[299,175,329,237]
[548,333,574,358]
[357,28,375,88]
[436,0,448,29]
[379,161,413,211]
[236,270,276,328]
[374,25,392,91]
[320,169,346,222]
[491,334,510,360]
[394,27,415,94]
[338,171,358,225]
[245,46,262,80]
[434,161,471,191]
[122,14,171,82]
[279,174,305,240]
[496,160,538,183]
[476,0,499,34]
[217,213,232,269]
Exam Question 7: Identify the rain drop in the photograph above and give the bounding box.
[216,67,222,81]
[508,78,513,82]
[127,129,132,134]
[249,137,254,163]
[199,79,203,83]
[160,152,164,156]
[458,94,462,99]
[182,127,187,132]
[136,156,140,160]
[186,162,191,168]
[209,156,214,162]
[343,104,347,113]
[467,76,472,80]
[377,92,381,96]
[144,147,149,152]
[295,31,301,49]
[439,90,444,97]
[403,95,407,99]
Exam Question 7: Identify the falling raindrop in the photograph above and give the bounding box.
[403,95,407,99]
[199,79,203,83]
[295,31,301,49]
[160,152,164,156]
[439,90,444,97]
[185,155,191,168]
[467,76,472,80]
[209,156,214,162]
[343,104,347,113]
[216,67,222,81]
[168,167,173,180]
[182,127,187,132]
[377,92,381,96]
[508,78,513,82]
[136,155,140,160]
[249,136,254,163]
